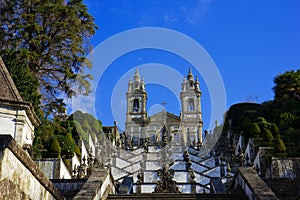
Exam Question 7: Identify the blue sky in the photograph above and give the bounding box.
[80,0,300,130]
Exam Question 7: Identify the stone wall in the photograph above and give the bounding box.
[265,178,300,199]
[0,135,64,199]
[73,168,115,200]
[35,158,71,179]
[51,179,86,200]
[228,167,277,200]
[107,193,242,200]
[270,157,300,179]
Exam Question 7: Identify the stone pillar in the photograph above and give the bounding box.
[189,169,196,194]
[136,172,143,193]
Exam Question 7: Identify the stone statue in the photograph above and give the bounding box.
[153,165,180,193]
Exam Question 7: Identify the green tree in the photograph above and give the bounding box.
[2,50,42,116]
[249,123,261,137]
[273,70,300,101]
[54,134,75,159]
[0,0,97,116]
[241,117,252,130]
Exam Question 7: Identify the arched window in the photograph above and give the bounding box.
[188,98,194,111]
[133,99,139,112]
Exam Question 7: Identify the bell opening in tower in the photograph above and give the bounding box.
[188,98,195,111]
[133,99,139,112]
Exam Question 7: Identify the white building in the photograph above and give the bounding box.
[125,68,203,146]
[0,57,40,149]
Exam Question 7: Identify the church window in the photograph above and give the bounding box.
[133,99,139,112]
[188,98,194,111]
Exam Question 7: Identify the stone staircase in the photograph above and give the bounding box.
[107,193,242,199]
[110,144,232,194]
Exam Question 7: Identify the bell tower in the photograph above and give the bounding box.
[125,68,147,144]
[180,68,203,144]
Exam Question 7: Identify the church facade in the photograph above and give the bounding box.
[125,68,203,146]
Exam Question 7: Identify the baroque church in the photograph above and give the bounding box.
[0,56,284,199]
[125,68,203,147]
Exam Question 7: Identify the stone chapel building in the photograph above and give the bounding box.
[0,57,40,149]
[125,68,203,146]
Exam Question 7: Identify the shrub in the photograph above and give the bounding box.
[249,123,261,137]
[55,135,75,159]
[274,138,287,157]
[271,123,279,136]
[262,128,274,142]
[49,138,61,158]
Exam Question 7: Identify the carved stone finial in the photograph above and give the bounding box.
[153,165,180,193]
[183,150,189,161]
[227,162,232,173]
[190,169,196,183]
[137,172,143,184]
[186,159,192,171]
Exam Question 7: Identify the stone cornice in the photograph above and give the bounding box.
[0,98,40,127]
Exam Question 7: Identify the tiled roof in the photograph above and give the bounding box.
[0,57,23,101]
[0,57,40,127]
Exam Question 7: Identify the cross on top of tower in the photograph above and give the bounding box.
[161,101,167,110]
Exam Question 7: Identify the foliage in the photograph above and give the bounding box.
[271,123,279,136]
[33,116,78,159]
[0,0,97,116]
[249,123,261,137]
[70,110,103,142]
[274,138,287,157]
[33,120,54,158]
[49,138,61,158]
[266,70,300,130]
[241,117,252,130]
[63,159,71,169]
[254,117,267,123]
[73,120,89,142]
[273,70,300,101]
[254,117,272,131]
[2,50,42,116]
[221,70,300,157]
[262,128,274,143]
[224,103,262,129]
[74,145,81,157]
[33,110,104,159]
[54,134,75,159]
